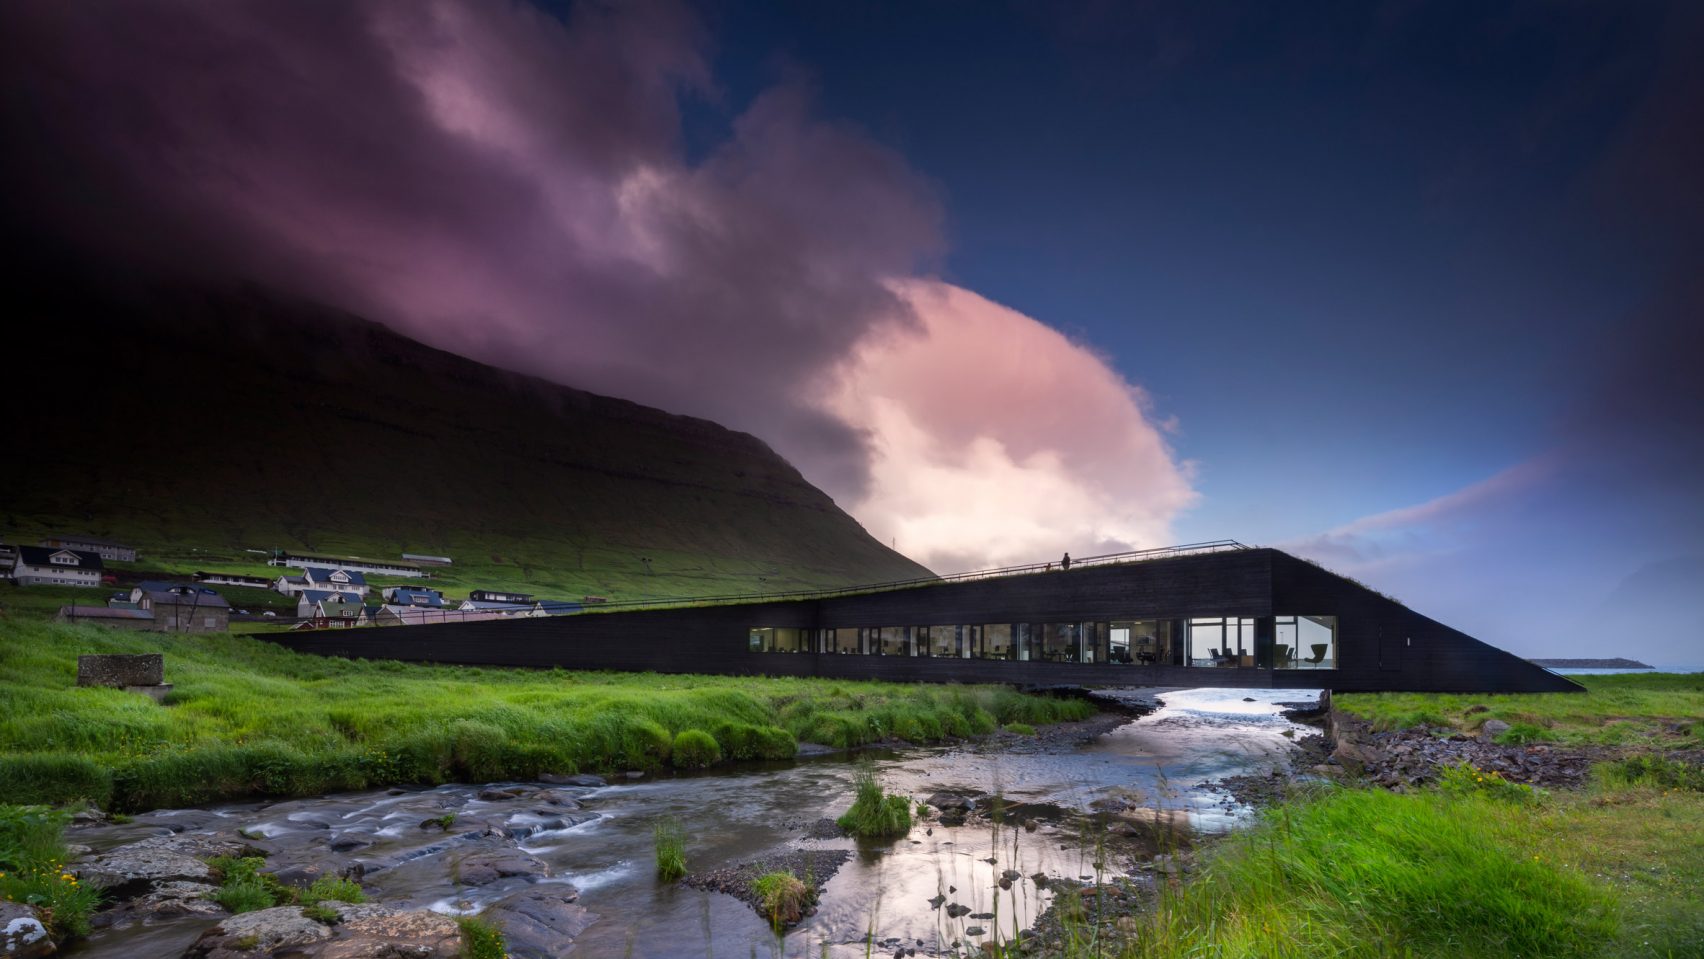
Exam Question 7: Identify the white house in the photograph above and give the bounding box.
[302,567,369,596]
[10,545,103,587]
[296,589,363,621]
[269,551,425,578]
[194,571,273,589]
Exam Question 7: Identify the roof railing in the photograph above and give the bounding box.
[584,539,1253,614]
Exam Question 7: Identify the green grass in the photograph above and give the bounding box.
[0,619,1095,811]
[1335,673,1704,748]
[654,816,687,882]
[836,765,912,839]
[750,870,813,931]
[455,915,507,959]
[207,856,294,913]
[670,729,722,769]
[0,804,101,943]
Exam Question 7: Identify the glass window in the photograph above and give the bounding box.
[983,623,1013,659]
[877,626,909,656]
[1189,617,1254,667]
[1277,615,1336,669]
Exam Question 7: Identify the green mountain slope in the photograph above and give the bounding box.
[5,276,932,602]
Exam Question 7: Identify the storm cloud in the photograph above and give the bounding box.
[1,0,1195,567]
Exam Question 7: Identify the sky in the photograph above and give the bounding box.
[3,1,1700,666]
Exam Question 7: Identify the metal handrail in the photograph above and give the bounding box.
[580,539,1253,614]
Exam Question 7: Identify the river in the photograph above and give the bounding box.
[64,687,1320,958]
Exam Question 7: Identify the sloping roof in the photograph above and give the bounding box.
[58,605,152,620]
[535,600,584,615]
[43,534,131,548]
[299,589,361,606]
[144,587,231,609]
[304,567,368,587]
[15,545,104,569]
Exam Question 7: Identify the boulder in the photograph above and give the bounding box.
[536,773,605,788]
[93,880,226,930]
[483,887,597,958]
[0,901,54,959]
[76,834,254,898]
[1480,719,1512,741]
[306,909,463,959]
[454,851,550,887]
[186,906,333,958]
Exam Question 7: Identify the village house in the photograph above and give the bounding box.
[269,550,425,579]
[54,605,155,630]
[137,585,231,633]
[382,585,444,607]
[194,571,274,589]
[303,567,369,596]
[39,534,136,563]
[296,589,363,621]
[10,545,103,587]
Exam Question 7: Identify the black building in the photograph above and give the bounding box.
[273,544,1579,693]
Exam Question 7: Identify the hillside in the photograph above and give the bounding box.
[4,270,932,604]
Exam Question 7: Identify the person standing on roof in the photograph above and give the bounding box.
[1061,552,1072,571]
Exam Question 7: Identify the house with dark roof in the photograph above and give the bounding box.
[39,535,136,563]
[296,589,363,621]
[382,586,445,608]
[54,605,155,630]
[302,567,369,596]
[10,545,103,587]
[137,585,231,633]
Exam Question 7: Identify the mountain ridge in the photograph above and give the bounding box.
[5,266,932,601]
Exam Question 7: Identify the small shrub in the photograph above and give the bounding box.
[0,804,101,941]
[456,915,507,959]
[750,870,813,930]
[207,856,294,913]
[654,816,686,882]
[836,765,912,838]
[302,903,340,925]
[1004,722,1037,736]
[422,813,457,831]
[1494,721,1556,745]
[670,729,722,769]
[1437,761,1536,803]
[303,875,366,904]
[1596,755,1704,792]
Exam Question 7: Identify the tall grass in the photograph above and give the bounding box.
[836,765,912,838]
[0,620,1094,811]
[1109,787,1617,959]
[654,816,687,882]
[0,804,102,942]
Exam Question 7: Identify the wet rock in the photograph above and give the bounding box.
[478,786,528,801]
[925,791,974,811]
[76,833,255,898]
[306,908,464,959]
[965,925,987,936]
[186,906,334,958]
[802,818,846,840]
[927,894,946,910]
[532,791,583,810]
[537,773,606,788]
[483,887,596,959]
[0,901,53,959]
[93,880,227,929]
[328,834,375,853]
[683,850,849,930]
[945,903,971,918]
[455,850,550,887]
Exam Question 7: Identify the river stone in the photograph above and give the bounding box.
[76,833,253,897]
[1,901,54,959]
[537,773,606,788]
[455,850,550,886]
[483,887,597,958]
[187,906,333,958]
[306,908,464,959]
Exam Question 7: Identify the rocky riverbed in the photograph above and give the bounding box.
[49,688,1323,958]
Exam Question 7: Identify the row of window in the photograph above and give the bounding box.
[748,616,1338,669]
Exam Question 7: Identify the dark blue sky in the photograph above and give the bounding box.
[687,1,1678,540]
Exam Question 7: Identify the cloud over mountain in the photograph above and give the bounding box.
[0,0,1194,568]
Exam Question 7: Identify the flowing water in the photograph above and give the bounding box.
[66,687,1319,958]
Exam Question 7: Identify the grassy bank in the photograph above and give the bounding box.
[1012,674,1704,958]
[1335,672,1704,746]
[0,620,1094,812]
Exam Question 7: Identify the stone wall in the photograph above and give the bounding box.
[77,653,164,688]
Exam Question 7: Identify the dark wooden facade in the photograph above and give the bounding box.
[271,548,1580,693]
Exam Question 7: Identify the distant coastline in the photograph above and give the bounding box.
[1528,657,1654,670]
